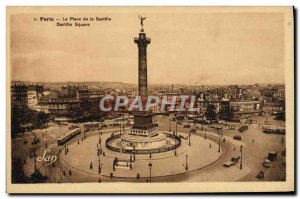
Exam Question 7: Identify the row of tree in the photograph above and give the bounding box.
[11,105,50,138]
[205,102,235,122]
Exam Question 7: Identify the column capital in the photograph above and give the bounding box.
[134,33,151,47]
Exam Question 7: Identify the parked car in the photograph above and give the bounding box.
[183,124,191,128]
[233,135,242,141]
[268,151,278,161]
[223,161,235,168]
[263,159,271,168]
[190,129,196,133]
[238,125,248,133]
[101,124,108,128]
[256,171,265,179]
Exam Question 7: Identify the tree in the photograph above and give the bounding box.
[11,105,50,138]
[220,102,235,123]
[206,104,217,122]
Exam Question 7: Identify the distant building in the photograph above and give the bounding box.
[58,84,78,98]
[78,86,104,103]
[47,98,80,116]
[11,84,28,106]
[230,100,262,120]
[273,89,285,101]
[28,84,44,99]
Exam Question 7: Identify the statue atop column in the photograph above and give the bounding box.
[138,15,147,32]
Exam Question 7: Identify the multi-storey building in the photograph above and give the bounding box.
[11,84,28,107]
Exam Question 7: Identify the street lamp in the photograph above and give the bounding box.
[148,162,152,183]
[240,145,243,170]
[218,130,221,153]
[185,154,188,171]
[175,120,177,136]
[133,144,136,161]
[45,131,48,148]
[98,161,103,174]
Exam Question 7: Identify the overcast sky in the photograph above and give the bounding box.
[10,9,286,85]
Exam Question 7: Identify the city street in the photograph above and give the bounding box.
[12,114,286,183]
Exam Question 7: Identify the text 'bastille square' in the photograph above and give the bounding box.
[10,16,286,184]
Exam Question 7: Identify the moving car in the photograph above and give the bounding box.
[190,129,196,133]
[183,124,190,128]
[233,135,242,141]
[263,159,271,168]
[268,151,278,161]
[223,161,235,168]
[238,125,248,133]
[256,171,265,179]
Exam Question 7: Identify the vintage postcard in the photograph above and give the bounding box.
[6,6,294,193]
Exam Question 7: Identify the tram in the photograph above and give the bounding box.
[83,122,100,132]
[57,128,81,146]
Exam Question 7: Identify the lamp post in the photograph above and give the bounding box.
[175,120,178,136]
[240,145,243,170]
[217,128,221,153]
[98,162,103,174]
[133,145,136,161]
[185,154,188,171]
[45,131,48,148]
[148,162,152,183]
[188,132,191,146]
[122,115,125,132]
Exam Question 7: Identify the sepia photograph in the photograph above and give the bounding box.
[6,6,294,193]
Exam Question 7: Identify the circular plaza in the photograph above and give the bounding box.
[60,130,222,178]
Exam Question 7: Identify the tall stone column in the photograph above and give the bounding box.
[134,31,151,109]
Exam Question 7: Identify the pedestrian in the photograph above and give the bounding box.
[78,140,80,144]
[252,139,254,143]
[69,170,72,176]
[90,162,93,169]
[137,173,140,180]
[110,172,113,179]
[209,143,211,148]
[98,178,101,183]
